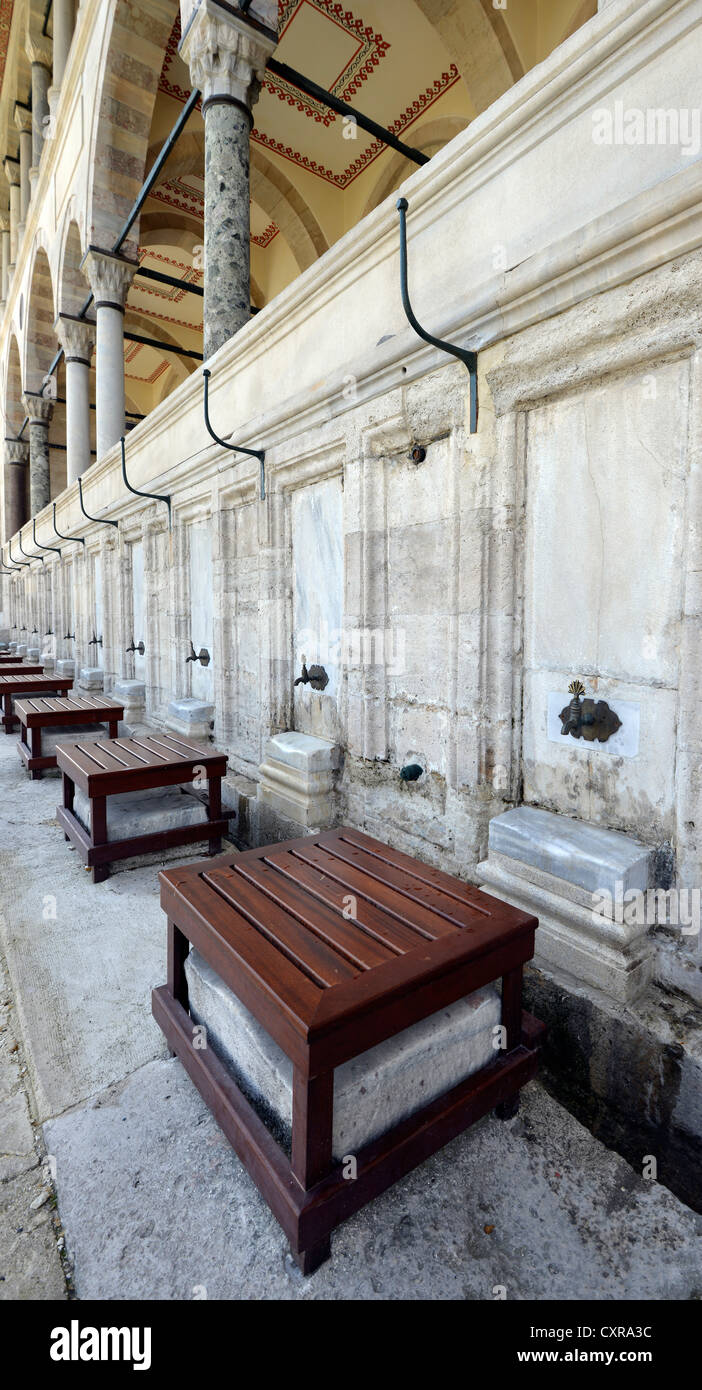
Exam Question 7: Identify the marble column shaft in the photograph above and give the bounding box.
[81,249,136,458]
[28,50,52,166]
[179,0,277,360]
[22,394,53,515]
[5,441,30,537]
[52,0,75,89]
[0,218,9,302]
[14,106,32,224]
[4,161,20,264]
[56,313,95,484]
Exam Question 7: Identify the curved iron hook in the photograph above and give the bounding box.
[52,501,85,548]
[17,530,40,564]
[33,517,61,559]
[396,197,478,433]
[78,475,119,529]
[203,368,266,500]
[120,437,171,528]
[7,539,29,568]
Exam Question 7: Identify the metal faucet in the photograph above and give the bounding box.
[186,640,210,667]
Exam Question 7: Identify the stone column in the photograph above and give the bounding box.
[4,159,20,269]
[49,0,75,113]
[179,0,277,360]
[55,313,95,484]
[0,214,9,303]
[6,441,29,537]
[81,249,136,458]
[26,32,52,178]
[22,393,53,515]
[14,105,32,231]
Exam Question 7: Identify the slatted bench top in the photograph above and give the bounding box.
[159,825,537,1070]
[14,694,125,727]
[56,732,228,795]
[0,673,71,691]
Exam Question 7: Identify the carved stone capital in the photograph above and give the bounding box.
[81,248,136,309]
[14,103,32,134]
[0,213,10,233]
[25,30,53,70]
[179,0,277,108]
[6,440,29,466]
[22,392,54,425]
[55,312,96,363]
[3,158,20,187]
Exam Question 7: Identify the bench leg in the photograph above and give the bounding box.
[62,773,75,840]
[2,693,12,733]
[90,795,109,884]
[108,720,119,738]
[495,965,523,1121]
[291,1068,334,1274]
[30,725,42,779]
[207,773,222,856]
[167,920,190,1058]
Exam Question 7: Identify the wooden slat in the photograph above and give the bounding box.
[202,865,359,987]
[262,849,431,955]
[338,828,493,915]
[316,835,493,930]
[162,869,323,1031]
[290,842,461,940]
[235,856,396,970]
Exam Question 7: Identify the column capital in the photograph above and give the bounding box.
[179,0,277,110]
[0,213,9,233]
[3,158,19,187]
[55,312,96,363]
[6,440,30,466]
[14,103,32,134]
[80,247,136,310]
[22,392,54,425]
[25,29,53,70]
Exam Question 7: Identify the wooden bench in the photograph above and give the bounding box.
[15,695,125,779]
[56,733,230,883]
[152,826,543,1274]
[0,664,46,675]
[0,672,73,732]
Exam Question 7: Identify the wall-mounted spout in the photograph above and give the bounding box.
[88,631,103,649]
[186,640,210,667]
[294,657,329,691]
[126,638,145,656]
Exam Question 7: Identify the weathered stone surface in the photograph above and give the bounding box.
[258,731,339,829]
[78,667,104,691]
[55,660,75,677]
[186,948,500,1158]
[73,783,207,842]
[488,806,651,899]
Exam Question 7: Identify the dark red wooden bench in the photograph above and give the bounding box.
[15,694,125,779]
[153,826,543,1274]
[0,673,73,732]
[56,733,230,883]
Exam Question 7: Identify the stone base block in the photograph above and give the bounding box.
[112,680,146,722]
[478,806,654,1003]
[78,667,104,691]
[73,783,208,843]
[26,648,40,662]
[55,660,76,678]
[42,657,55,674]
[167,698,214,742]
[15,645,26,658]
[42,724,110,755]
[257,731,339,829]
[185,948,501,1159]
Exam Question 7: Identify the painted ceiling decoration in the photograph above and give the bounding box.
[157,0,461,190]
[146,174,279,246]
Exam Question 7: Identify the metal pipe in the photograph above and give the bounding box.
[267,57,429,168]
[114,87,201,254]
[8,539,29,568]
[202,368,265,500]
[120,436,171,528]
[123,329,203,361]
[78,475,119,529]
[52,500,85,548]
[396,197,478,432]
[33,516,61,559]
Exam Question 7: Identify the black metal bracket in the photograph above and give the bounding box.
[7,540,29,569]
[203,369,266,500]
[120,437,171,528]
[52,501,85,548]
[33,517,61,560]
[17,531,40,565]
[396,198,478,433]
[78,475,119,530]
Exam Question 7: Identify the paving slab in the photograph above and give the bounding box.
[45,1061,702,1301]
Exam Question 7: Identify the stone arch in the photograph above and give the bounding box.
[250,151,329,272]
[4,333,24,438]
[361,116,471,218]
[86,0,177,260]
[24,244,57,394]
[57,216,89,317]
[414,0,523,113]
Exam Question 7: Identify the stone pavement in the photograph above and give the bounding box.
[0,730,700,1300]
